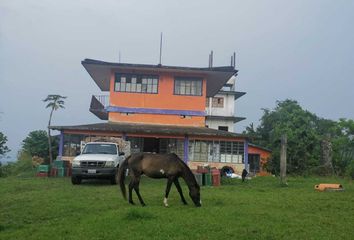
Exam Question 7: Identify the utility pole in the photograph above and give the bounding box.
[280,134,288,186]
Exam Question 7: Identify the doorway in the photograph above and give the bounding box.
[143,137,160,153]
[248,154,260,173]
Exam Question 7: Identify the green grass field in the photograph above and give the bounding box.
[0,176,353,240]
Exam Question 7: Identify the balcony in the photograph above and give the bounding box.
[89,95,109,120]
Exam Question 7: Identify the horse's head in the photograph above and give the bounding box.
[189,184,201,207]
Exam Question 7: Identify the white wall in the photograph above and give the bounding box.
[206,93,235,116]
[206,119,234,132]
[205,76,240,132]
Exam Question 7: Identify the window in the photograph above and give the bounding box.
[63,134,84,156]
[190,140,208,161]
[220,141,244,163]
[114,73,159,94]
[126,137,144,154]
[212,97,224,108]
[206,98,210,107]
[82,143,117,155]
[174,77,202,96]
[188,140,244,163]
[159,139,184,160]
[218,126,229,131]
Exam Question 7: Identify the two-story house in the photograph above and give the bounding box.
[52,58,270,174]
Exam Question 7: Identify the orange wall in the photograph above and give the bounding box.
[109,113,205,127]
[108,72,207,126]
[248,146,270,159]
[248,145,271,175]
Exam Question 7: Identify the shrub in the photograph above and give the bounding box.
[346,160,354,179]
[0,151,35,178]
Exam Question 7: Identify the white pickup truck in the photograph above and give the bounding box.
[71,142,125,185]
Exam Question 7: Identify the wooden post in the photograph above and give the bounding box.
[280,134,287,186]
[321,134,334,175]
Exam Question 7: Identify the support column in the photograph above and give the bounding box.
[122,133,127,141]
[244,140,249,171]
[184,135,189,163]
[58,131,64,159]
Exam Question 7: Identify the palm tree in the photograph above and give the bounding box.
[43,95,66,165]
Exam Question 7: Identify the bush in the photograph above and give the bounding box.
[346,160,354,179]
[0,162,14,177]
[0,151,35,178]
[307,165,334,176]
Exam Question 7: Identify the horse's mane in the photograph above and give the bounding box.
[171,153,199,189]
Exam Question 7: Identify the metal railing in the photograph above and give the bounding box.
[90,95,109,120]
[93,95,109,108]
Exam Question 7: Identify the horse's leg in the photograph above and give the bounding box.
[128,178,135,205]
[174,178,188,205]
[164,178,174,207]
[133,176,146,207]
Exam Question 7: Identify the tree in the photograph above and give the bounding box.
[0,132,10,158]
[244,123,258,142]
[43,95,66,165]
[245,99,354,176]
[331,119,354,176]
[22,130,51,161]
[245,99,321,174]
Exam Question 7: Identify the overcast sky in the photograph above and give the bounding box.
[1,0,354,161]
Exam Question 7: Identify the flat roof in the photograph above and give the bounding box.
[82,59,238,97]
[50,122,248,139]
[218,90,246,100]
[206,116,246,123]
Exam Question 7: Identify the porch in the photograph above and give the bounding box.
[51,122,250,173]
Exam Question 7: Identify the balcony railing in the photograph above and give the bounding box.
[89,95,109,120]
[94,95,109,108]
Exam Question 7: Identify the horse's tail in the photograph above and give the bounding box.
[117,155,130,200]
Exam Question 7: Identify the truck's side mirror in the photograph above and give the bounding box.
[119,152,125,156]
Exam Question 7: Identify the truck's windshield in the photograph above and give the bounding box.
[82,143,117,155]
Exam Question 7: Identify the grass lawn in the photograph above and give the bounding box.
[0,175,353,240]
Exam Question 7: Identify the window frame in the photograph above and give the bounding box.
[212,97,224,108]
[188,140,244,163]
[114,73,159,94]
[218,126,229,131]
[174,77,203,96]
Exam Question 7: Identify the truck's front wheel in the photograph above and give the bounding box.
[71,176,82,185]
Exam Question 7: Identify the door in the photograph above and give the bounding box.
[143,137,160,153]
[248,154,260,173]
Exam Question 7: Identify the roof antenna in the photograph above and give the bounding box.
[208,53,211,67]
[119,51,121,63]
[231,52,236,68]
[209,50,213,68]
[159,32,163,66]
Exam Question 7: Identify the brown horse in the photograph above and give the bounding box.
[117,153,201,207]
